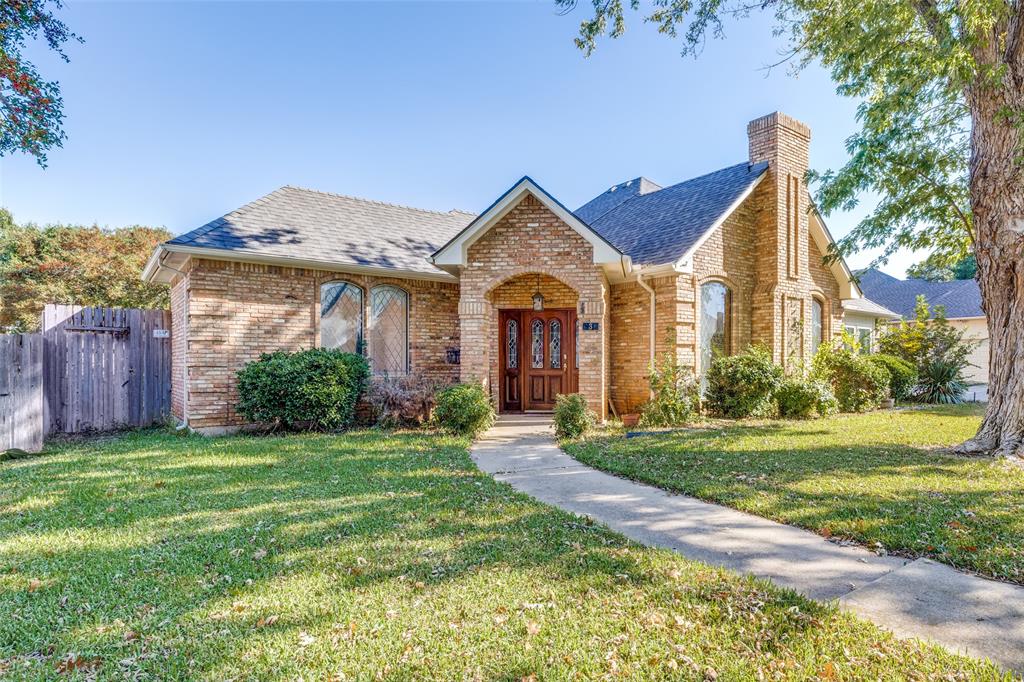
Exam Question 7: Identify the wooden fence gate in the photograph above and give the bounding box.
[0,305,172,451]
[42,305,172,435]
[0,334,44,452]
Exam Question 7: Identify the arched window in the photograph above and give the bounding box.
[370,285,409,375]
[811,298,824,355]
[699,282,731,375]
[320,281,363,353]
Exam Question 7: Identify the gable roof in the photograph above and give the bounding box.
[164,186,474,278]
[430,176,623,272]
[857,268,984,319]
[575,161,769,266]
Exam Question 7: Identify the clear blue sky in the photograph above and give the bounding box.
[0,0,917,275]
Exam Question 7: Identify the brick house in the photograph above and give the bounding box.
[144,112,877,434]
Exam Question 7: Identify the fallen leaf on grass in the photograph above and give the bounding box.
[298,631,317,647]
[525,621,541,636]
[253,548,268,561]
[55,654,101,675]
[255,615,279,628]
[27,579,42,592]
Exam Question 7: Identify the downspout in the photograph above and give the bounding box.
[636,268,656,398]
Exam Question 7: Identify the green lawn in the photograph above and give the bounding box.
[566,405,1024,584]
[0,429,1009,680]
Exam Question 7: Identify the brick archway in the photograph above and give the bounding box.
[455,194,610,419]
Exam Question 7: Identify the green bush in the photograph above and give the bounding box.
[877,295,977,378]
[638,346,701,428]
[433,383,495,437]
[553,393,596,439]
[915,359,967,404]
[704,346,783,418]
[236,349,370,430]
[866,354,917,401]
[775,377,838,419]
[812,343,887,413]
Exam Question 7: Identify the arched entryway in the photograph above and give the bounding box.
[487,273,580,413]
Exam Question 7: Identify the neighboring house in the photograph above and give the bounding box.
[144,112,875,434]
[840,296,899,353]
[857,268,989,384]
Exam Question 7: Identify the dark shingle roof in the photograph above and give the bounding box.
[575,162,768,265]
[168,186,475,276]
[857,268,984,319]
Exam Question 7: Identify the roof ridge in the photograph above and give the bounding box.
[659,160,763,191]
[281,185,475,217]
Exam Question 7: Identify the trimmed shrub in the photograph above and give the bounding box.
[866,354,917,402]
[915,359,967,404]
[368,373,444,427]
[638,347,701,428]
[554,393,596,439]
[236,349,369,430]
[433,383,495,437]
[812,343,887,413]
[704,346,783,418]
[775,377,837,419]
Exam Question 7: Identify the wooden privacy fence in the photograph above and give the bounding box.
[0,334,44,452]
[0,305,172,451]
[42,305,172,435]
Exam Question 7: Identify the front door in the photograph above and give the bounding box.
[500,309,575,412]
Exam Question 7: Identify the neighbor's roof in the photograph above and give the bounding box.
[166,186,476,277]
[841,296,899,318]
[857,268,984,319]
[575,161,769,265]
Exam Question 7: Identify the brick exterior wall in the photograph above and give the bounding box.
[172,258,459,430]
[169,266,190,421]
[605,112,844,413]
[746,112,842,369]
[171,112,848,427]
[458,194,609,419]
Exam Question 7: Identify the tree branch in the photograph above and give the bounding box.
[911,0,952,45]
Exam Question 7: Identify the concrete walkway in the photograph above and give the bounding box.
[471,415,1024,674]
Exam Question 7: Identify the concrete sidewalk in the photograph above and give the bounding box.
[471,415,1024,674]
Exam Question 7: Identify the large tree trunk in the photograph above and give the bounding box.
[956,47,1024,459]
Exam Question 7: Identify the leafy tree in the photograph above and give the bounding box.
[0,208,171,331]
[877,295,976,376]
[558,0,1024,458]
[906,252,977,281]
[1,0,81,166]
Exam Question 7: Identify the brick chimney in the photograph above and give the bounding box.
[746,112,813,364]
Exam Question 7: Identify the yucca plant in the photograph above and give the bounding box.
[914,359,967,405]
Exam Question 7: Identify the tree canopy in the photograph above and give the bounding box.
[1,0,80,166]
[0,208,171,331]
[906,252,977,281]
[557,0,995,267]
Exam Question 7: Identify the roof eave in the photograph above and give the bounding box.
[147,243,459,284]
[431,176,623,268]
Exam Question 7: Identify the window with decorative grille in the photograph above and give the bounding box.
[320,282,363,354]
[370,285,409,374]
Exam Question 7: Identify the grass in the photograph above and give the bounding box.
[0,429,1010,680]
[565,404,1024,584]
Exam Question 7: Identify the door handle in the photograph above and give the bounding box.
[563,354,568,372]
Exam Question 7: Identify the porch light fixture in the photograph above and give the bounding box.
[532,274,544,311]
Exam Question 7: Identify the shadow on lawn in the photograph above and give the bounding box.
[0,429,847,677]
[575,415,1023,582]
